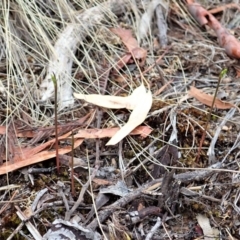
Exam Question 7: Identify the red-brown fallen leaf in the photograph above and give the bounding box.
[1,126,151,159]
[235,67,240,78]
[186,1,209,26]
[0,138,84,175]
[92,178,113,186]
[207,14,240,58]
[110,27,147,62]
[0,112,92,138]
[188,86,234,109]
[130,125,152,138]
[0,125,152,175]
[186,0,240,59]
[14,132,73,160]
[0,126,5,135]
[114,53,132,70]
[74,125,152,139]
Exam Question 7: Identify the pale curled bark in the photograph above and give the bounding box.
[39,0,149,110]
[155,3,169,48]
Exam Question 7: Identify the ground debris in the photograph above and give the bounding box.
[1,0,240,239]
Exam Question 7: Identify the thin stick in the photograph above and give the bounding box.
[196,69,227,162]
[51,74,60,174]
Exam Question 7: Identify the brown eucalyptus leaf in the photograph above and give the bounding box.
[188,86,234,109]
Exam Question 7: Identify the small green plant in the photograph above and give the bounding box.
[196,68,228,162]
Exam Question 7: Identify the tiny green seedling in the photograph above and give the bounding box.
[196,68,228,162]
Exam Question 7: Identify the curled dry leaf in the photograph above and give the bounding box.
[74,84,152,145]
[207,14,240,58]
[110,27,147,61]
[188,86,234,109]
[186,1,209,26]
[106,87,152,145]
[74,93,133,109]
[74,84,146,110]
[186,0,240,59]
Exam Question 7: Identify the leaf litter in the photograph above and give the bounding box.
[1,0,240,239]
[74,84,152,145]
[188,86,235,109]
